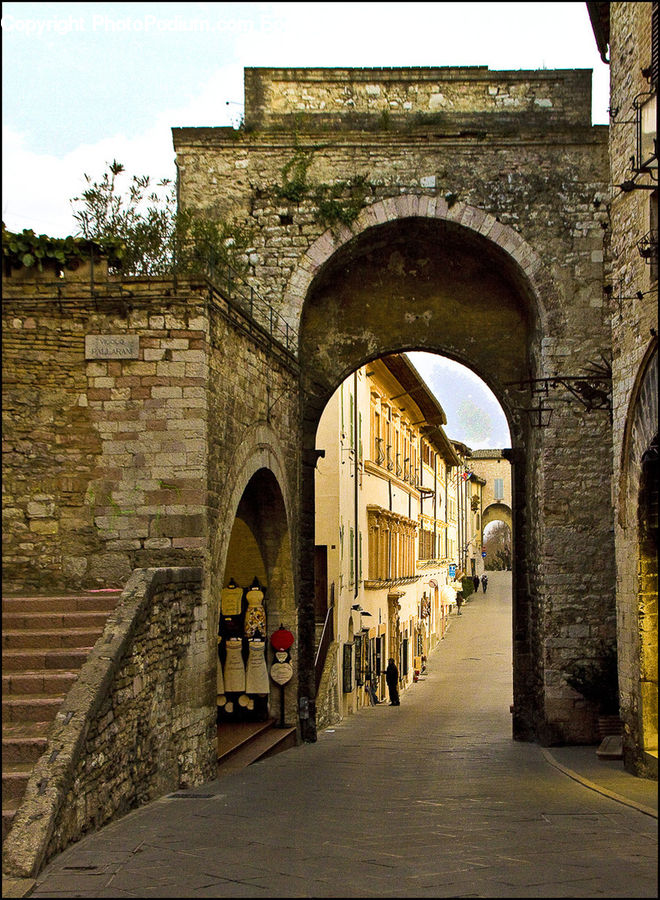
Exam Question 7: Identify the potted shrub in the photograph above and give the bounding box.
[564,642,622,738]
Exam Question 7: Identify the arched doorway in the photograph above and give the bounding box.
[293,204,614,745]
[216,467,296,735]
[482,518,513,572]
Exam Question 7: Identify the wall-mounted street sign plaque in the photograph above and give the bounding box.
[85,334,140,360]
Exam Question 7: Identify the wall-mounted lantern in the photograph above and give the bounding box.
[634,91,657,174]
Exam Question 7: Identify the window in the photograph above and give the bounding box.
[342,643,354,693]
[419,526,434,560]
[354,634,364,685]
[494,478,504,500]
[367,506,418,582]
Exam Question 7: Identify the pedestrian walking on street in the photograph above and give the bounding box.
[386,658,400,705]
[456,592,464,615]
[473,574,480,592]
[481,574,488,593]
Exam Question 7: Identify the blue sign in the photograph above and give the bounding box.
[448,564,456,578]
[482,551,487,558]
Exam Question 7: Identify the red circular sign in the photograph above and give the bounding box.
[270,627,294,651]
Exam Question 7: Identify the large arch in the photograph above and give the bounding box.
[292,199,612,745]
[285,196,552,340]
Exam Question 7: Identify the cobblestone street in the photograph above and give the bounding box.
[25,571,657,899]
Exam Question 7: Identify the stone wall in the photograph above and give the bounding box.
[2,277,210,593]
[469,451,512,528]
[2,567,211,879]
[243,66,593,131]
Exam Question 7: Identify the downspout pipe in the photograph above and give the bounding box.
[354,371,359,600]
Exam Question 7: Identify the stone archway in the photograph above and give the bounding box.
[209,426,297,733]
[292,201,613,745]
[482,502,513,535]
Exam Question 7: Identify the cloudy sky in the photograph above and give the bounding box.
[3,1,608,448]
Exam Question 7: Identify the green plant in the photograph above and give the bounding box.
[69,159,252,282]
[460,576,474,599]
[172,210,253,284]
[2,224,124,275]
[313,175,370,231]
[564,642,620,715]
[275,150,371,230]
[71,159,175,276]
[276,149,314,203]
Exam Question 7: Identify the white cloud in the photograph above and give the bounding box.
[2,64,244,237]
[407,352,511,449]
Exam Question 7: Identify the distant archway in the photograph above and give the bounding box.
[482,502,513,535]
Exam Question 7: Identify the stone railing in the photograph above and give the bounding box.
[2,566,215,881]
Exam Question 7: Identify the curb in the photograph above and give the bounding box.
[541,747,658,819]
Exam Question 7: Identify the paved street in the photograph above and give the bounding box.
[26,572,658,898]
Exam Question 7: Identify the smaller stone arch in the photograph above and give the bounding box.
[210,424,297,730]
[211,423,294,588]
[618,341,658,528]
[482,502,513,534]
[616,342,658,776]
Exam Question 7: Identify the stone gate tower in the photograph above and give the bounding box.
[173,65,613,744]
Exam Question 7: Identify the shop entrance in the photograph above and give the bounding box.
[215,467,296,759]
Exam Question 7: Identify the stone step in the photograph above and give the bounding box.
[2,610,111,630]
[3,804,20,844]
[2,627,103,651]
[217,721,297,776]
[2,694,64,723]
[1,591,121,847]
[2,591,122,614]
[2,648,92,672]
[2,724,49,765]
[2,669,79,696]
[2,765,32,803]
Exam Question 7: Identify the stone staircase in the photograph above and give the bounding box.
[2,590,122,843]
[216,719,297,776]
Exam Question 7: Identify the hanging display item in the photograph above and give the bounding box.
[221,578,243,615]
[270,625,295,652]
[217,577,272,723]
[223,637,246,693]
[270,625,295,728]
[244,579,267,639]
[246,639,270,694]
[269,625,294,684]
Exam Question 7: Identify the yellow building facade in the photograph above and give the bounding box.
[315,354,488,722]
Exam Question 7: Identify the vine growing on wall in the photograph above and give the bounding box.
[276,148,372,232]
[276,148,315,203]
[2,224,125,275]
[313,175,371,230]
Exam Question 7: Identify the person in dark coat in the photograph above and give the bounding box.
[481,574,488,593]
[472,574,480,592]
[386,658,400,706]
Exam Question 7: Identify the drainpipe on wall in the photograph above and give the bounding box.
[354,371,359,600]
[433,452,438,558]
[445,464,448,558]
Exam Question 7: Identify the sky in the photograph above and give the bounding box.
[2,1,609,449]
